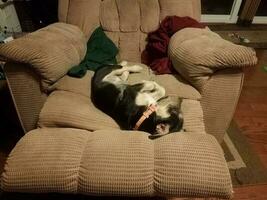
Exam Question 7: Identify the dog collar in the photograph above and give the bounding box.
[133,104,157,131]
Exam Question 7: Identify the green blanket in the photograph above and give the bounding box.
[68,27,118,78]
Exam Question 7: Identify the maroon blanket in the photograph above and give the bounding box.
[141,16,205,74]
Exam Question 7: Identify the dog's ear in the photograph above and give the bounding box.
[156,123,170,135]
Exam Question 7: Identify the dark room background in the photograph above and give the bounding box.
[14,0,58,32]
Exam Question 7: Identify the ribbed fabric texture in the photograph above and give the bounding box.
[181,99,205,132]
[169,28,257,90]
[154,74,201,100]
[200,69,244,143]
[116,0,140,32]
[1,128,91,193]
[139,0,160,33]
[38,66,204,132]
[38,90,119,131]
[159,0,200,21]
[58,0,201,62]
[63,0,201,33]
[58,0,69,22]
[167,27,257,143]
[1,128,232,198]
[119,32,141,62]
[0,23,87,90]
[52,70,94,98]
[154,132,232,198]
[79,130,154,196]
[1,2,243,198]
[100,0,120,32]
[4,62,47,133]
[38,90,204,133]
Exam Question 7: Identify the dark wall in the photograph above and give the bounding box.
[14,0,58,32]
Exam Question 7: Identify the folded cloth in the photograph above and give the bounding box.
[68,27,118,78]
[142,16,205,74]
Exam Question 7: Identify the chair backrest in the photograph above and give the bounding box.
[58,0,201,62]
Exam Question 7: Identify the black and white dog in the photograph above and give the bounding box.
[91,61,183,137]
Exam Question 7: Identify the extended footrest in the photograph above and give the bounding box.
[1,128,232,198]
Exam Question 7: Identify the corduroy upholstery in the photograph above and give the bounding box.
[58,0,201,62]
[200,69,244,143]
[1,128,232,198]
[3,62,47,133]
[38,91,204,133]
[168,27,257,142]
[168,28,257,90]
[0,0,256,198]
[38,65,203,132]
[0,23,87,90]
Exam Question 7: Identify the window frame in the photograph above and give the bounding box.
[200,0,243,23]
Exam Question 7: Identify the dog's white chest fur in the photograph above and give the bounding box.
[135,80,171,119]
[103,62,170,119]
[135,93,156,106]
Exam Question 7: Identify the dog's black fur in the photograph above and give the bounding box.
[91,64,183,135]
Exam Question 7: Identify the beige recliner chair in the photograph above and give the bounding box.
[0,0,257,199]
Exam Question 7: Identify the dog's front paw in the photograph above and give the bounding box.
[119,60,128,66]
[141,80,156,91]
[130,65,143,72]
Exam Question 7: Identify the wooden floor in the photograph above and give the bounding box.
[233,49,267,200]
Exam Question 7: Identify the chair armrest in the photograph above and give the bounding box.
[200,68,243,143]
[4,62,47,133]
[0,23,87,91]
[168,28,254,143]
[168,27,257,90]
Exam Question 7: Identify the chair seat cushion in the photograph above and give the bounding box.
[38,67,203,132]
[1,128,232,198]
[50,64,201,100]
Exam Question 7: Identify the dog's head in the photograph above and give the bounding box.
[154,105,183,135]
[154,97,183,135]
[136,97,183,136]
